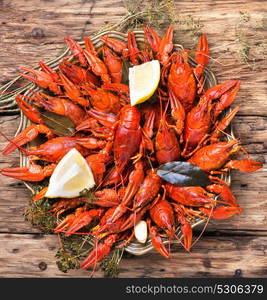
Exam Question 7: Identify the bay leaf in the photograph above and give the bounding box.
[121,59,130,85]
[157,161,211,187]
[41,111,75,136]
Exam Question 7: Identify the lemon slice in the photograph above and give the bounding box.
[129,60,160,106]
[45,148,95,198]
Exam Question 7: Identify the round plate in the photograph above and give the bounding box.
[17,30,232,255]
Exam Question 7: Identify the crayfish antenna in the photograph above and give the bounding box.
[89,237,99,278]
[191,204,214,248]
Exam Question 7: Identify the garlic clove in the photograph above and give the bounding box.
[134,220,148,244]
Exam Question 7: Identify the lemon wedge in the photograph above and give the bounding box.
[129,60,160,106]
[45,148,95,198]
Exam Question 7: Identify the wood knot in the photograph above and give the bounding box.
[203,258,211,268]
[31,28,45,38]
[234,269,242,277]
[33,233,43,239]
[38,262,47,271]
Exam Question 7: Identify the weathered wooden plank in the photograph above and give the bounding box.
[0,0,126,83]
[233,115,267,146]
[0,233,266,277]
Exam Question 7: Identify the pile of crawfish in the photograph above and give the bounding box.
[0,26,263,270]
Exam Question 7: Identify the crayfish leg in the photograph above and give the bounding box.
[81,234,117,269]
[199,206,243,220]
[147,219,170,258]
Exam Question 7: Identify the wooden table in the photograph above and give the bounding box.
[0,0,266,278]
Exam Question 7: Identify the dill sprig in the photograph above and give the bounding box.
[121,0,175,31]
[25,199,56,234]
[100,248,124,278]
[118,0,204,47]
[55,249,81,273]
[234,11,266,69]
[235,11,252,65]
[55,234,93,273]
